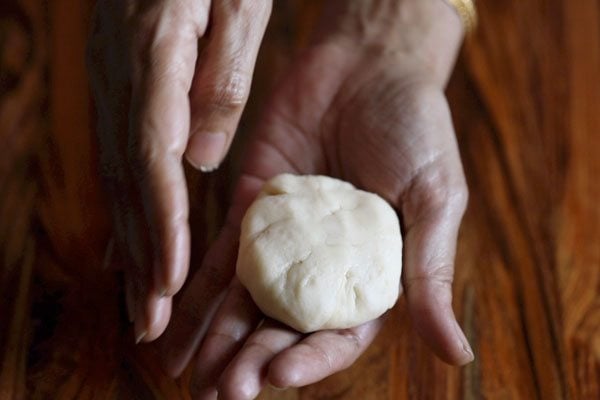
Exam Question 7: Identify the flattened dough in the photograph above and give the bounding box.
[236,174,403,333]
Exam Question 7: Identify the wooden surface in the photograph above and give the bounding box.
[1,0,599,399]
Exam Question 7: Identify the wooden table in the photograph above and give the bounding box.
[1,1,598,398]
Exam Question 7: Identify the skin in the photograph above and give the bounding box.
[89,0,473,397]
[157,1,473,398]
[87,0,272,342]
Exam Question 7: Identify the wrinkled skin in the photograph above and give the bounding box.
[158,1,473,398]
[88,0,473,397]
[87,0,272,342]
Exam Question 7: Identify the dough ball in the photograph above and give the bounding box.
[236,174,403,333]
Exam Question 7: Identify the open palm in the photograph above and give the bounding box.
[160,40,472,399]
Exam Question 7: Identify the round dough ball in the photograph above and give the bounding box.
[236,174,403,333]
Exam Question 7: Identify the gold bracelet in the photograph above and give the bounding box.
[445,0,478,34]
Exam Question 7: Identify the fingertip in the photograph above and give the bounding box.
[134,328,147,345]
[452,319,475,365]
[458,347,475,365]
[216,356,262,400]
[141,295,172,342]
[267,383,287,392]
[190,386,218,400]
[185,131,228,172]
[215,322,301,400]
[266,348,313,389]
[407,287,473,366]
[154,261,186,298]
[267,358,299,389]
[217,370,259,400]
[134,292,147,345]
[274,322,381,389]
[448,345,475,366]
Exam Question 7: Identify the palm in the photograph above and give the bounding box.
[239,42,468,388]
[161,43,471,398]
[248,47,457,207]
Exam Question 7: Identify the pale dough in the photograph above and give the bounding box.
[236,174,403,333]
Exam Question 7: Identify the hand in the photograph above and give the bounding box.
[87,0,271,342]
[160,0,473,398]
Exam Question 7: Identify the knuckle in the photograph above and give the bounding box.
[305,342,334,370]
[206,330,244,346]
[245,340,277,358]
[130,15,198,86]
[428,264,455,286]
[132,40,187,89]
[202,71,250,112]
[444,182,469,214]
[339,330,363,352]
[405,263,455,289]
[411,169,469,216]
[126,137,157,182]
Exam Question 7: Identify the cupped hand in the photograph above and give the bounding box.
[87,0,271,342]
[160,1,473,398]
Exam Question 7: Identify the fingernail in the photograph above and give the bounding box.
[463,342,474,359]
[186,131,227,171]
[454,320,474,362]
[199,164,219,173]
[153,259,169,297]
[135,329,147,344]
[134,314,147,344]
[268,384,287,391]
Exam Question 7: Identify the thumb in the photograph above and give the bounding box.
[400,162,473,365]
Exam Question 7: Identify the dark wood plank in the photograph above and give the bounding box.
[1,0,598,399]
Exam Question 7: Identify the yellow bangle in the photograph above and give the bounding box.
[445,0,478,34]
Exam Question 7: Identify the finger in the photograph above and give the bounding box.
[217,321,301,400]
[267,318,384,389]
[89,0,174,338]
[185,0,272,170]
[159,174,264,376]
[119,190,173,343]
[122,204,158,343]
[189,280,262,398]
[400,152,473,365]
[138,291,173,343]
[128,209,172,344]
[190,142,300,397]
[101,160,146,329]
[159,222,238,377]
[128,4,209,305]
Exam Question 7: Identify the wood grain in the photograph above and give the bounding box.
[1,0,598,399]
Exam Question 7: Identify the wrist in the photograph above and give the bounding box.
[314,0,463,88]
